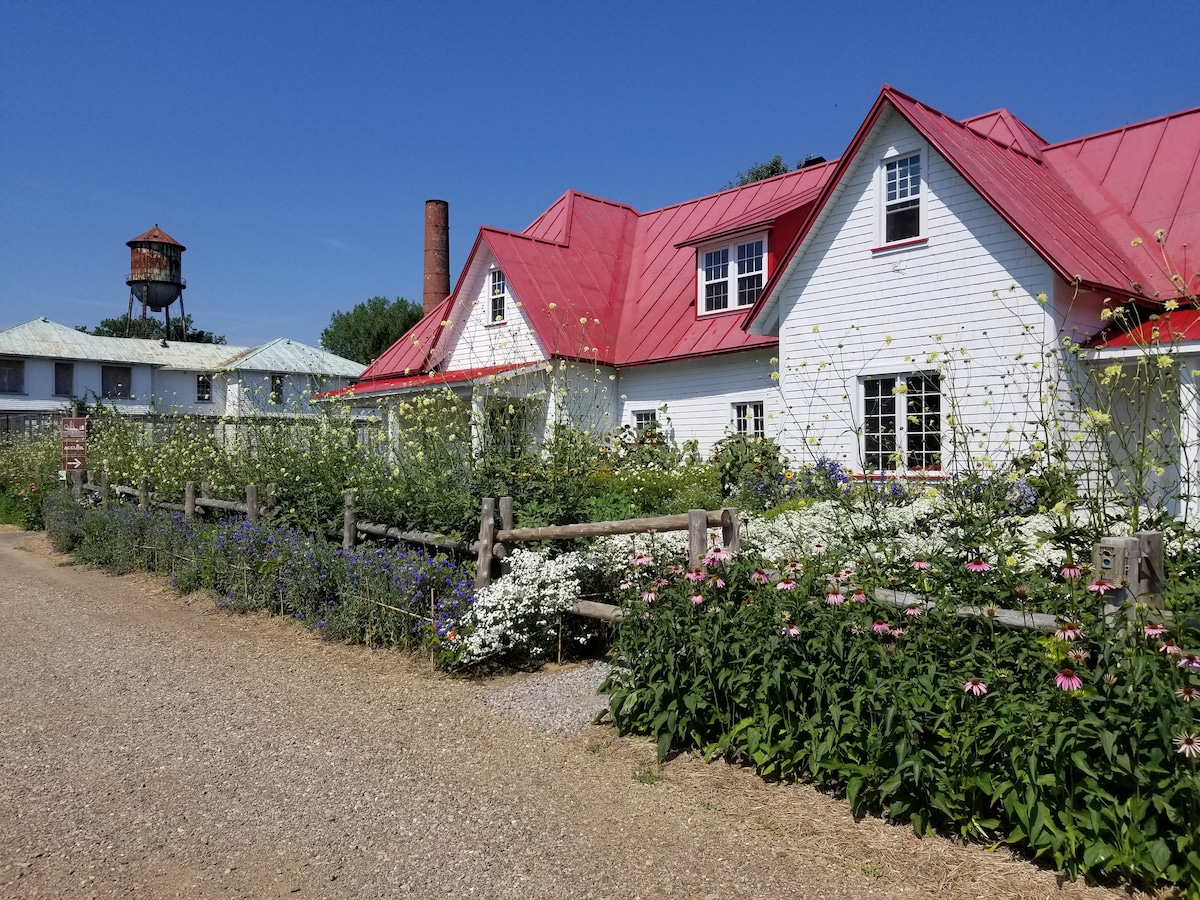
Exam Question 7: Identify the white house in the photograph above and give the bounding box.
[329,86,1200,513]
[0,317,363,432]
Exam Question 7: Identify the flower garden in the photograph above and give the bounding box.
[2,359,1199,894]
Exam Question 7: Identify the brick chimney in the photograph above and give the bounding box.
[423,199,450,316]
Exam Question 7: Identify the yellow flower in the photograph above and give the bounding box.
[1165,298,1179,311]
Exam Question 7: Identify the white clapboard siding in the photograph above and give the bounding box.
[770,108,1097,472]
[440,253,547,371]
[616,350,783,456]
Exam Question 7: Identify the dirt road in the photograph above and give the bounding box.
[0,531,1137,899]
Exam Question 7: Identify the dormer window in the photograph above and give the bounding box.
[490,270,507,324]
[883,153,921,243]
[699,236,765,315]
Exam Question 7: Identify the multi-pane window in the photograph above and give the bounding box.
[734,401,765,438]
[0,358,24,393]
[863,372,941,471]
[701,236,766,314]
[269,373,285,405]
[54,362,74,396]
[101,365,131,399]
[884,153,921,243]
[490,270,507,323]
[196,373,213,403]
[633,409,657,435]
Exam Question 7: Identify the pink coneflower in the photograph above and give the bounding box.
[1014,585,1031,598]
[704,546,732,565]
[837,568,856,582]
[1143,623,1166,638]
[1175,686,1200,703]
[1067,649,1090,663]
[1055,669,1083,691]
[631,554,652,566]
[1102,673,1118,687]
[1161,640,1183,656]
[872,619,891,635]
[902,604,923,617]
[707,575,725,589]
[775,577,798,591]
[850,623,867,636]
[685,567,706,584]
[651,577,668,587]
[749,568,770,585]
[641,590,658,603]
[1060,564,1082,579]
[618,580,631,591]
[1054,621,1084,641]
[1178,654,1200,670]
[781,623,800,638]
[825,589,845,606]
[1087,579,1114,595]
[963,678,988,696]
[850,588,868,603]
[691,594,704,605]
[785,558,803,572]
[889,627,907,639]
[1174,731,1200,759]
[665,563,682,575]
[812,544,827,555]
[965,558,992,573]
[911,558,931,570]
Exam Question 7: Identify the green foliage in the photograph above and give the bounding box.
[604,547,1200,894]
[76,313,225,344]
[0,431,60,528]
[319,295,422,364]
[726,154,824,188]
[710,434,788,509]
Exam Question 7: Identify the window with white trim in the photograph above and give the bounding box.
[700,236,765,314]
[489,270,507,323]
[632,409,657,435]
[883,153,921,243]
[733,401,765,438]
[196,373,213,403]
[862,372,940,471]
[269,373,285,405]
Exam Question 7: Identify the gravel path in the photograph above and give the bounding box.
[0,530,1141,900]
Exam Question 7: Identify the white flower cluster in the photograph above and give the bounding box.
[459,548,596,664]
[589,531,692,570]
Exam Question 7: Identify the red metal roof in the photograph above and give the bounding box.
[1095,309,1200,347]
[127,224,185,249]
[322,363,538,399]
[750,86,1200,327]
[363,169,833,383]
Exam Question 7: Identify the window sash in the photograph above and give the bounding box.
[734,401,765,438]
[0,359,24,394]
[269,374,285,405]
[884,154,921,242]
[490,270,507,323]
[701,238,765,313]
[862,373,940,472]
[197,374,213,403]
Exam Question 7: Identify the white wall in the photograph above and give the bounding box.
[615,350,783,456]
[439,252,547,371]
[770,107,1095,473]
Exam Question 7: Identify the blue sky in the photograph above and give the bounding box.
[3,0,1199,350]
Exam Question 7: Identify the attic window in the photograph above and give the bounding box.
[699,235,766,315]
[490,270,507,324]
[883,153,921,243]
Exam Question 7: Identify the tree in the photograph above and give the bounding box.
[727,153,827,188]
[75,314,225,344]
[320,296,423,365]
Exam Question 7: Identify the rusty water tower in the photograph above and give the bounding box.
[125,225,187,338]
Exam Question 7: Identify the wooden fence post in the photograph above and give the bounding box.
[721,507,740,554]
[688,509,707,568]
[499,496,514,576]
[137,476,150,510]
[99,468,109,509]
[343,488,357,551]
[246,484,259,523]
[475,497,496,590]
[184,481,196,519]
